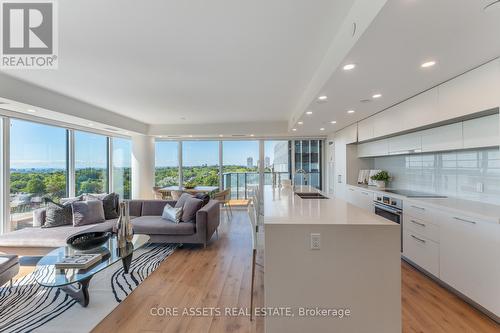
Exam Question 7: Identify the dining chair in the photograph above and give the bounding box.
[213,188,232,220]
[171,190,184,201]
[152,186,165,200]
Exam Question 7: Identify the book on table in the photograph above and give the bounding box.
[55,253,103,269]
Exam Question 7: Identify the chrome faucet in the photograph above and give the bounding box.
[296,169,308,186]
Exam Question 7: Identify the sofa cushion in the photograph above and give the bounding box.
[72,200,106,226]
[174,193,193,209]
[44,202,73,228]
[0,220,116,248]
[60,195,83,205]
[85,193,119,219]
[128,200,143,217]
[161,204,183,223]
[132,216,195,235]
[182,197,203,222]
[194,193,210,207]
[141,200,176,216]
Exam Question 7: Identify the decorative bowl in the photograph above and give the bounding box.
[66,232,112,251]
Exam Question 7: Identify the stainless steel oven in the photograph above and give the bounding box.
[374,195,403,252]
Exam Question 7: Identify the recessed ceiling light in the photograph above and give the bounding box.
[292,128,297,132]
[421,60,436,68]
[87,122,94,126]
[298,121,303,125]
[306,111,313,115]
[330,120,337,124]
[219,134,224,137]
[343,63,356,71]
[317,95,328,101]
[189,135,193,138]
[347,110,355,114]
[320,128,325,131]
[250,134,255,137]
[27,109,36,113]
[372,93,382,99]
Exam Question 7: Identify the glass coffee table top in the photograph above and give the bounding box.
[34,234,150,288]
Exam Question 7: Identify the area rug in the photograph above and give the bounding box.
[0,243,177,333]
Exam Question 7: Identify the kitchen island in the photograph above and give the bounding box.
[264,186,401,333]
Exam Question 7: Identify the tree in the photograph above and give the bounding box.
[26,178,46,195]
[45,173,66,199]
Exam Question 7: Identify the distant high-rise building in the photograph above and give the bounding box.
[247,157,253,168]
[264,156,271,168]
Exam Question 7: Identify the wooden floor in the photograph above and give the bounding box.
[13,211,497,332]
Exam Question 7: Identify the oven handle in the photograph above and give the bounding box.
[374,202,402,215]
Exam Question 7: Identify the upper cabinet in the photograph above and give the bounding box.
[463,114,499,149]
[342,123,358,144]
[357,59,500,143]
[388,132,422,155]
[358,139,389,158]
[438,60,500,120]
[421,122,463,153]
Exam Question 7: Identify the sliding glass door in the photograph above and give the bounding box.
[112,138,131,199]
[222,140,259,199]
[294,139,322,189]
[264,140,290,189]
[9,119,68,230]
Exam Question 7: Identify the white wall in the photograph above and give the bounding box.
[131,135,155,199]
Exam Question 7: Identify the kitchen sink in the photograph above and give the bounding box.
[295,192,329,199]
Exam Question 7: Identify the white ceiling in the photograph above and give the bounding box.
[293,0,500,135]
[1,0,356,125]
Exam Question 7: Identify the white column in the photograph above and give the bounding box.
[131,135,155,199]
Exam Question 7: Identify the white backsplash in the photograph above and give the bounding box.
[373,147,500,205]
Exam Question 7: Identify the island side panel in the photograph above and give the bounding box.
[264,223,401,333]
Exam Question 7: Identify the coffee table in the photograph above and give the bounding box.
[34,234,150,307]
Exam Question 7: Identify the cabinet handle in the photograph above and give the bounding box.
[411,205,425,211]
[411,235,426,243]
[411,220,426,227]
[453,217,477,225]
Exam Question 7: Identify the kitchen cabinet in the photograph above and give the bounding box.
[438,59,500,120]
[334,133,347,199]
[358,139,389,158]
[346,186,374,212]
[403,229,440,277]
[404,214,439,243]
[357,118,374,142]
[388,132,422,155]
[463,113,499,149]
[439,212,500,317]
[343,123,358,144]
[421,122,463,152]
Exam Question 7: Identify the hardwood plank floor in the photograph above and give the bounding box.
[12,210,496,332]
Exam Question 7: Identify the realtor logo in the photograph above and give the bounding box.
[1,0,58,69]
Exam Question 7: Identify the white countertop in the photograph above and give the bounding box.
[263,185,396,226]
[348,184,500,224]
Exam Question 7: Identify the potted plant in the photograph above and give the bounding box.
[184,180,196,189]
[370,171,391,188]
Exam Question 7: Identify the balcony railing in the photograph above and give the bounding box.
[222,171,321,199]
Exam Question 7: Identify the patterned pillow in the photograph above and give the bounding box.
[72,200,106,227]
[161,204,183,223]
[43,202,73,228]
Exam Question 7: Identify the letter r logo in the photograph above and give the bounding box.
[2,2,53,54]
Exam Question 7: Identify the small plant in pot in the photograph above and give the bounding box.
[371,171,391,188]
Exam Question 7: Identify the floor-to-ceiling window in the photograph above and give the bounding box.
[264,140,291,188]
[222,140,259,199]
[112,137,131,199]
[9,119,68,230]
[75,131,109,195]
[182,141,219,186]
[294,139,322,189]
[155,141,179,186]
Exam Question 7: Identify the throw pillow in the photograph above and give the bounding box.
[174,193,193,209]
[59,195,83,205]
[181,197,203,222]
[161,204,183,223]
[43,202,73,228]
[194,193,210,207]
[86,193,119,219]
[72,200,106,227]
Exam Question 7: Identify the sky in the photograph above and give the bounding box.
[9,118,287,169]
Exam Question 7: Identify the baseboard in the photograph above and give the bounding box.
[401,256,499,324]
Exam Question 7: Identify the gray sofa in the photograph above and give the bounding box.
[0,199,220,256]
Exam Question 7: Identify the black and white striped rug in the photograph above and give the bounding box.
[0,243,177,333]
